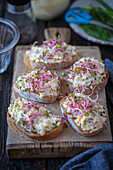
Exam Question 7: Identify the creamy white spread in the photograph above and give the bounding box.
[25,37,77,63]
[63,57,106,93]
[8,98,61,136]
[16,69,60,98]
[62,93,107,133]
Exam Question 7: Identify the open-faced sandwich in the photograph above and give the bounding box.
[60,92,107,136]
[7,98,63,141]
[24,36,78,70]
[14,69,60,103]
[62,57,108,95]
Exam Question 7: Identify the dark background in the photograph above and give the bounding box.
[0,0,113,169]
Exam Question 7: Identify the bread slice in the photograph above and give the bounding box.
[62,57,109,95]
[24,36,78,70]
[7,98,63,141]
[14,69,60,103]
[60,93,107,136]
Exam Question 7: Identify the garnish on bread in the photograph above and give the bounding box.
[14,69,60,103]
[7,98,63,141]
[60,92,107,136]
[24,36,78,70]
[62,57,108,95]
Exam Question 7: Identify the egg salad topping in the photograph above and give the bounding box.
[26,36,77,63]
[62,93,107,133]
[62,57,107,93]
[16,69,60,98]
[8,98,61,136]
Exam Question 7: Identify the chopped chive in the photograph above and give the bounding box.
[64,46,67,50]
[15,103,19,107]
[37,68,41,71]
[17,120,21,125]
[85,112,90,116]
[34,67,38,70]
[53,124,58,128]
[45,111,49,116]
[22,121,26,125]
[74,98,77,102]
[51,70,54,73]
[35,75,41,79]
[46,52,50,55]
[62,72,65,76]
[90,105,93,109]
[56,44,60,48]
[25,88,29,91]
[69,93,74,97]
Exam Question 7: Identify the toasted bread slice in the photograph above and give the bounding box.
[62,57,108,95]
[24,36,78,70]
[14,69,60,103]
[7,98,63,141]
[60,93,107,136]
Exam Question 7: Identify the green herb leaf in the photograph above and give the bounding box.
[81,6,113,42]
[96,0,113,12]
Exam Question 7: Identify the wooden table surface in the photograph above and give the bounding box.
[0,0,113,169]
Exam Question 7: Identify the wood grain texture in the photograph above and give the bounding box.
[6,45,112,159]
[44,27,71,43]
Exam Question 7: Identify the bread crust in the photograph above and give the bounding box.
[60,97,107,136]
[24,48,78,70]
[14,72,61,103]
[7,110,63,141]
[68,68,109,95]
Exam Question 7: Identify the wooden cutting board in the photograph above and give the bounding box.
[6,46,112,159]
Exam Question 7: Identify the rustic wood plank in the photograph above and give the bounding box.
[6,45,112,159]
[44,27,71,43]
[7,141,111,159]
